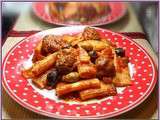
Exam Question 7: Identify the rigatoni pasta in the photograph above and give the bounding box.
[32,41,45,62]
[56,78,100,96]
[80,82,117,100]
[21,27,131,101]
[113,55,132,86]
[22,53,57,78]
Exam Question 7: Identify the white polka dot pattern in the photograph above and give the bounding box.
[2,27,156,119]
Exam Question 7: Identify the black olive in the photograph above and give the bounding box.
[115,48,125,57]
[88,51,98,63]
[89,50,97,58]
[47,70,58,86]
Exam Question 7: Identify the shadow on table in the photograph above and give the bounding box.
[2,84,158,119]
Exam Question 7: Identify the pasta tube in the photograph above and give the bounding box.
[22,53,57,78]
[78,40,109,51]
[32,69,53,89]
[62,34,76,44]
[56,78,100,96]
[80,82,117,100]
[113,55,132,87]
[79,47,90,63]
[113,68,132,86]
[78,64,97,79]
[32,41,45,62]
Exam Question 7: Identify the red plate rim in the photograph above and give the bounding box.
[32,2,128,26]
[2,26,157,119]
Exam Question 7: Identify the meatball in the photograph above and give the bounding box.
[96,56,115,78]
[56,48,78,74]
[42,35,69,54]
[82,27,100,40]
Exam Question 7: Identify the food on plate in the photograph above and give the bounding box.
[55,47,78,74]
[22,27,131,101]
[78,40,110,51]
[62,72,80,82]
[80,81,117,100]
[113,55,131,86]
[32,69,53,89]
[22,53,57,78]
[42,35,69,54]
[48,2,111,23]
[82,27,101,40]
[78,63,97,79]
[56,78,100,96]
[32,41,45,62]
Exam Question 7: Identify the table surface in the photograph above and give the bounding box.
[2,3,158,119]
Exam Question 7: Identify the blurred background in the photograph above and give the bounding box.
[2,2,158,53]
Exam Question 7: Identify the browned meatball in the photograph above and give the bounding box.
[82,27,100,40]
[96,56,115,78]
[56,48,78,74]
[42,35,69,54]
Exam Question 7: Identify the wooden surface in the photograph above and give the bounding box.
[2,3,158,119]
